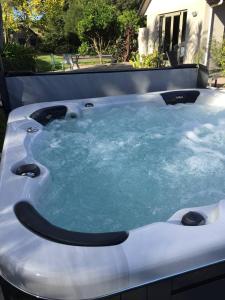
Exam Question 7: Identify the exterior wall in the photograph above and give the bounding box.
[138,28,149,56]
[140,0,210,64]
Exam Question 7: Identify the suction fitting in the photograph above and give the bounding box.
[69,112,77,119]
[181,211,206,226]
[15,164,40,178]
[84,103,94,108]
[27,127,39,133]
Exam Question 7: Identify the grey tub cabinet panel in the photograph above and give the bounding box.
[172,277,225,300]
[121,287,147,300]
[148,280,172,299]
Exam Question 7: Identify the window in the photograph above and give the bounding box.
[159,11,187,53]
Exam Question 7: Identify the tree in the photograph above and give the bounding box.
[0,0,144,59]
[1,0,18,43]
[41,13,66,53]
[111,0,142,11]
[64,0,86,35]
[1,0,65,45]
[0,3,4,49]
[63,0,89,52]
[118,10,142,61]
[39,0,66,52]
[77,0,119,63]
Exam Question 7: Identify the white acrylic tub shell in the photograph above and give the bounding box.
[1,89,225,299]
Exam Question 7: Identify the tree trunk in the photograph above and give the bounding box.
[0,3,4,50]
[98,37,103,64]
[124,28,131,62]
[92,37,103,64]
[99,54,102,64]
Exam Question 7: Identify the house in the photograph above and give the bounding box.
[10,26,39,47]
[138,0,225,68]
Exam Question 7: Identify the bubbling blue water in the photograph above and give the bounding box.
[32,101,225,233]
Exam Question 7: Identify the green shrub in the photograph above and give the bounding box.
[211,39,225,74]
[107,40,123,62]
[78,42,94,56]
[1,43,36,72]
[130,51,164,68]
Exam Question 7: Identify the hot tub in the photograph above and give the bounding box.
[1,88,225,300]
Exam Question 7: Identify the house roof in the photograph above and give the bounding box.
[138,0,152,15]
[206,0,224,6]
[139,0,224,15]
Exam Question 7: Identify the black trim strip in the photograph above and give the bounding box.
[0,71,11,115]
[30,106,67,125]
[5,64,200,77]
[14,201,129,246]
[197,64,209,88]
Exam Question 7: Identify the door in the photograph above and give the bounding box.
[159,11,187,56]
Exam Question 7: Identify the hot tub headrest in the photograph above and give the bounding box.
[30,105,67,125]
[161,90,200,105]
[14,201,129,247]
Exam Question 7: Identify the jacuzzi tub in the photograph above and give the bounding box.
[1,88,225,300]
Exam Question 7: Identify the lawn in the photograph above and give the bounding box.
[0,108,6,152]
[36,54,112,72]
[36,55,65,72]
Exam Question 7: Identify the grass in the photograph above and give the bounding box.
[0,108,6,152]
[36,55,65,72]
[36,54,112,72]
